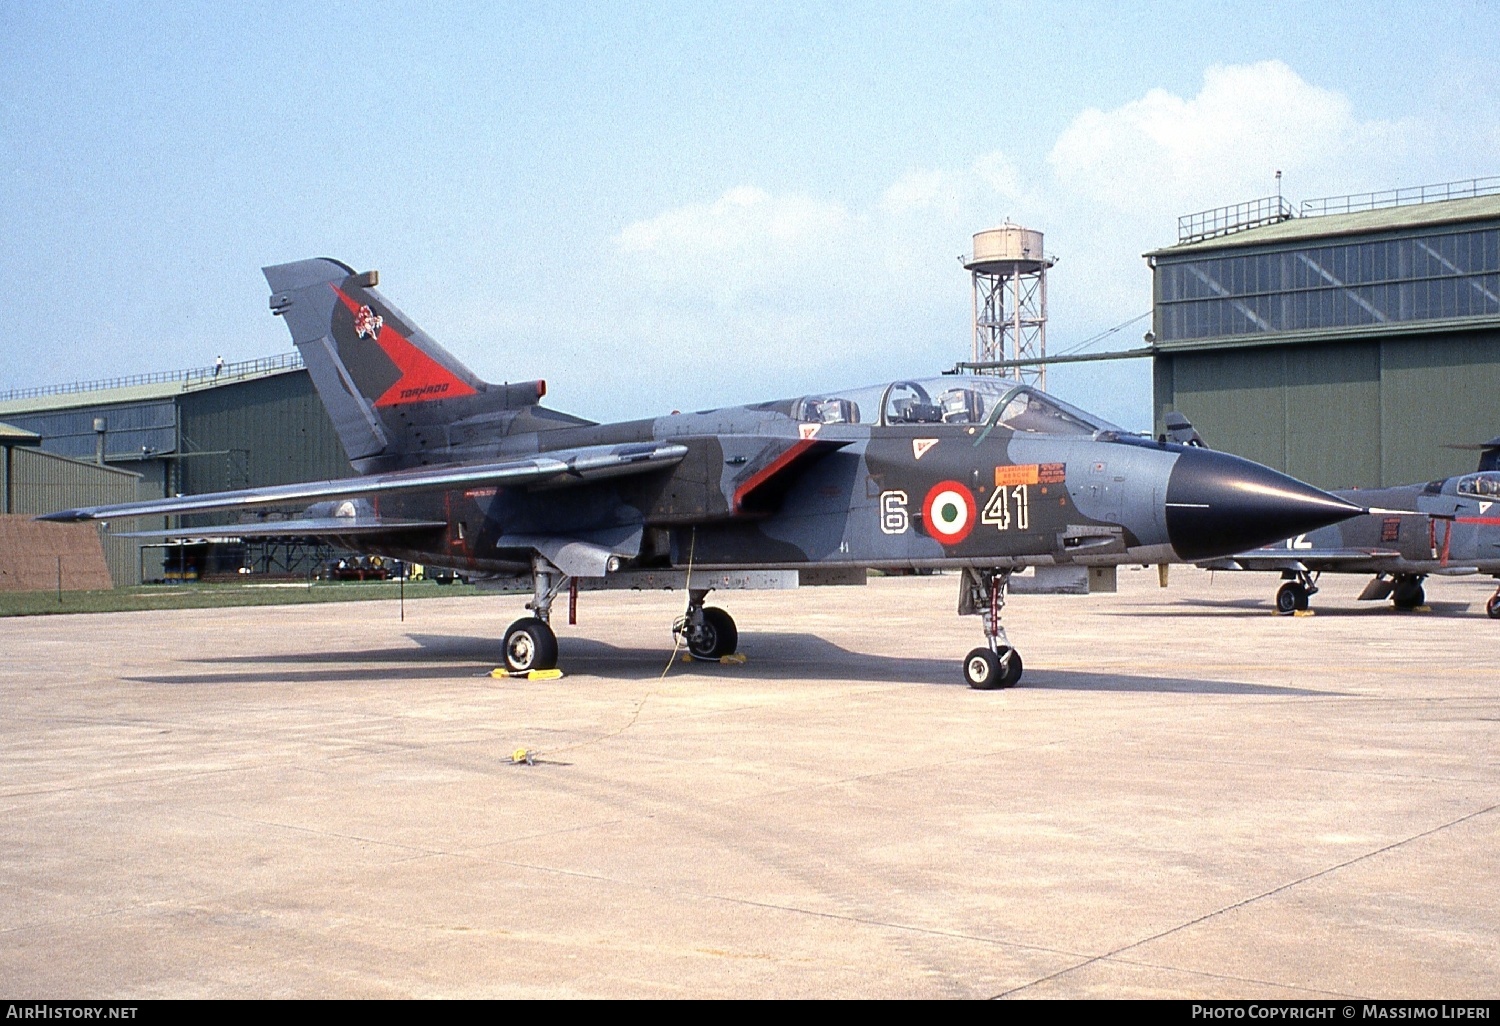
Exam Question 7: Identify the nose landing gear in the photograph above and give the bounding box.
[960,568,1022,689]
[1275,570,1319,614]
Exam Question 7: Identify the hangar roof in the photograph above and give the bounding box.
[0,353,303,417]
[1148,193,1500,258]
[0,421,41,444]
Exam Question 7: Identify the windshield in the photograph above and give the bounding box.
[790,376,1111,434]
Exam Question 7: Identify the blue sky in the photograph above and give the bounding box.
[2,1,1497,429]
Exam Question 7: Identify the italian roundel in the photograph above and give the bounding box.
[922,481,976,544]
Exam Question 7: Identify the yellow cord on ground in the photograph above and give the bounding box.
[510,527,698,765]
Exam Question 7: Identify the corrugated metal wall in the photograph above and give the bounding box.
[3,447,140,586]
[1155,327,1500,489]
[178,372,350,495]
[1379,329,1500,484]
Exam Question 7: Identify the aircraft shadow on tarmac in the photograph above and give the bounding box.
[1122,597,1475,618]
[130,631,1338,696]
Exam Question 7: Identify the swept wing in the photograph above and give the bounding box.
[38,441,688,523]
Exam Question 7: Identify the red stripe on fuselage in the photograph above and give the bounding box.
[1457,516,1500,525]
[733,439,816,514]
[331,285,477,407]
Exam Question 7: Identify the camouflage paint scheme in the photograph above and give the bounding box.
[43,259,1365,686]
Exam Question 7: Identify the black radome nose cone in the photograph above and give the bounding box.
[1165,449,1362,561]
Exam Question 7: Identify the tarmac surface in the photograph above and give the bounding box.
[2,568,1497,999]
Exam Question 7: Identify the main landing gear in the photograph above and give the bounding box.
[1275,570,1319,614]
[500,563,743,674]
[1356,572,1429,612]
[1487,583,1500,620]
[959,568,1022,690]
[673,588,739,660]
[1391,574,1426,611]
[501,560,567,673]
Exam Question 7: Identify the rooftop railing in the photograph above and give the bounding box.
[1178,195,1295,245]
[0,351,304,404]
[1301,176,1500,217]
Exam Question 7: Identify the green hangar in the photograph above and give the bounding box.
[0,355,351,583]
[1148,181,1500,489]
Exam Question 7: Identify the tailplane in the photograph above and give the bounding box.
[1443,435,1500,473]
[264,258,547,470]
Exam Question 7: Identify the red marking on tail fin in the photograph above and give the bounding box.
[332,285,477,407]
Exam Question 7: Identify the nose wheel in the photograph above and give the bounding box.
[1275,571,1318,614]
[959,568,1022,689]
[963,646,1022,690]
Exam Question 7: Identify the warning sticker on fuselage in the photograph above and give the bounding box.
[995,463,1065,487]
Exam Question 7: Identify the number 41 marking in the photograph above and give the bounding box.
[982,484,1029,531]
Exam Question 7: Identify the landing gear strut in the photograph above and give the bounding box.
[1275,570,1319,615]
[1391,574,1426,611]
[960,568,1022,689]
[502,559,566,673]
[674,588,738,660]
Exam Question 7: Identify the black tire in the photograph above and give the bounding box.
[964,648,1000,689]
[964,646,1022,689]
[686,607,737,660]
[1392,579,1425,611]
[503,617,558,673]
[1275,582,1307,615]
[996,646,1023,687]
[1486,593,1500,620]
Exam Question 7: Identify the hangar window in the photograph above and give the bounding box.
[1156,225,1500,343]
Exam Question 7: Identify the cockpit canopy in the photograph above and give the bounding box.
[792,376,1114,436]
[1457,472,1500,498]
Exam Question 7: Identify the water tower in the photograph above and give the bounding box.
[963,223,1055,388]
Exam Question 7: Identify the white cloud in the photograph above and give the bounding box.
[592,62,1452,429]
[1048,60,1410,211]
[615,186,852,301]
[880,152,1024,217]
[879,168,954,215]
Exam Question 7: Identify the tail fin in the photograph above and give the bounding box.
[264,259,545,469]
[1443,435,1500,473]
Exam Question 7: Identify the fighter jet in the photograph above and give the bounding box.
[41,259,1365,687]
[1166,415,1500,619]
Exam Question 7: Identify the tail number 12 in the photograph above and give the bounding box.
[982,484,1030,531]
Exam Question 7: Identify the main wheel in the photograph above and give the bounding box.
[503,617,558,673]
[1275,582,1309,615]
[685,606,737,659]
[964,646,1022,689]
[1392,579,1425,611]
[1486,593,1500,620]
